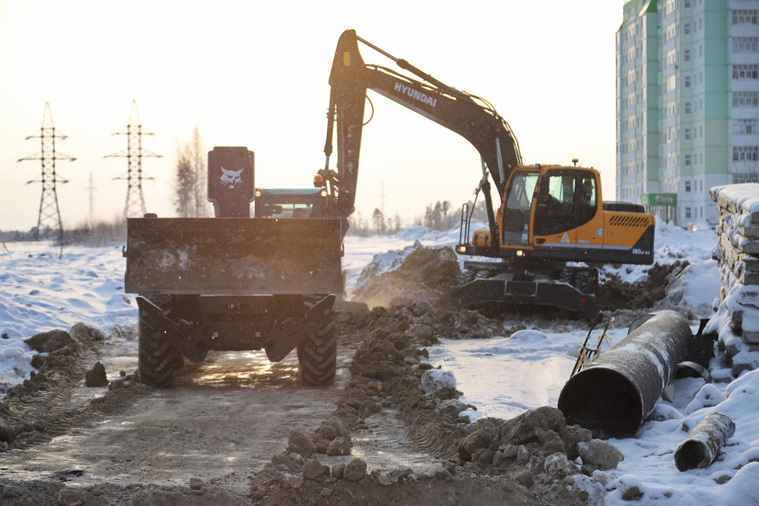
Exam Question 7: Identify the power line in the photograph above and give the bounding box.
[106,100,161,218]
[18,102,75,240]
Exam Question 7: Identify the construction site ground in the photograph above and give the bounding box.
[0,246,681,505]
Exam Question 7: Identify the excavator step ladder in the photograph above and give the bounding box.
[570,312,614,378]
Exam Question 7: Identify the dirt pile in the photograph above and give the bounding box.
[599,261,689,313]
[249,300,616,505]
[351,244,460,310]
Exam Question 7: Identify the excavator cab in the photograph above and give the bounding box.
[494,164,652,266]
[500,165,602,255]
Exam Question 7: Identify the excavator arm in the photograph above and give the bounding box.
[320,29,522,231]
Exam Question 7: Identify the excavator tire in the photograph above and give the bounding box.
[137,309,184,388]
[297,316,337,387]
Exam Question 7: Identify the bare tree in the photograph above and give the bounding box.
[175,125,210,217]
[372,208,386,235]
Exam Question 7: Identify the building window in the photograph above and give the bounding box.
[684,49,691,62]
[733,92,759,107]
[733,37,759,52]
[685,128,692,140]
[685,0,691,8]
[685,76,692,87]
[733,119,758,134]
[684,23,691,35]
[685,102,692,114]
[733,172,759,183]
[733,146,759,161]
[733,64,759,80]
[685,156,692,168]
[685,207,692,219]
[732,10,758,25]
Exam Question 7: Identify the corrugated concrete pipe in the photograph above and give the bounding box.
[558,310,693,439]
[675,412,735,471]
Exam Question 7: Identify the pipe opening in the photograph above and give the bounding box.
[674,440,709,471]
[558,367,643,439]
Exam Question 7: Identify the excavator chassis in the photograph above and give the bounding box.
[458,261,600,319]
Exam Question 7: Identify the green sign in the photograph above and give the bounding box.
[642,193,677,206]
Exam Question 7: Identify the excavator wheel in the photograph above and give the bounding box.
[297,315,337,387]
[137,299,184,388]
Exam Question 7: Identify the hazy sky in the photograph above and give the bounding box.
[0,1,624,231]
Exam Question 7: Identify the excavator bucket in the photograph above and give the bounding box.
[124,217,343,295]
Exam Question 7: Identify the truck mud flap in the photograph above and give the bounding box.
[124,218,343,295]
[137,296,210,363]
[265,294,335,362]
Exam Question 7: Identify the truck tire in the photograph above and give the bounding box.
[297,317,337,386]
[138,313,184,388]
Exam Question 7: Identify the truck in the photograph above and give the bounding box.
[124,147,342,387]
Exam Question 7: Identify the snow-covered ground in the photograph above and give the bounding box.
[1,219,758,504]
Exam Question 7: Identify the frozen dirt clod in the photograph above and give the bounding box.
[85,361,109,387]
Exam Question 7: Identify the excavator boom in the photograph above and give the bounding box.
[322,29,522,225]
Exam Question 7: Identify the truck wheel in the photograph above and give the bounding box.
[138,314,184,388]
[297,317,337,386]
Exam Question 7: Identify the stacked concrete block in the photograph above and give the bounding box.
[710,183,759,348]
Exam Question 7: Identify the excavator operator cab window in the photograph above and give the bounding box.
[577,176,597,225]
[534,171,597,236]
[502,171,539,245]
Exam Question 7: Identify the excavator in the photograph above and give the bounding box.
[317,29,656,318]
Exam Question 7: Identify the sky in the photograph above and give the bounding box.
[2,217,759,503]
[0,1,625,231]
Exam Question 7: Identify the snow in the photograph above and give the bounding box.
[1,216,757,504]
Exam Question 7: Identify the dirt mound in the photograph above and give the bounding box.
[351,244,460,310]
[599,261,689,313]
[249,302,607,505]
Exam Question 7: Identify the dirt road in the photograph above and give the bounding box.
[0,326,362,504]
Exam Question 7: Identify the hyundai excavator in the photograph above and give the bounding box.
[317,29,655,318]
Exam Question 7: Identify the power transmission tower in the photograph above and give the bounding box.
[106,100,161,218]
[18,102,75,240]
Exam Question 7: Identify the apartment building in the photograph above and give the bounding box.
[617,0,759,226]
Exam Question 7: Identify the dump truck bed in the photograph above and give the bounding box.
[124,217,343,295]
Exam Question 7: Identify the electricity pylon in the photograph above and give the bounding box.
[106,100,161,218]
[19,102,75,240]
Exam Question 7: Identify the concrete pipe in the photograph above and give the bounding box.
[675,412,735,471]
[558,310,693,439]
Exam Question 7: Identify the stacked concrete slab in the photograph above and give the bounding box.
[708,184,759,372]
